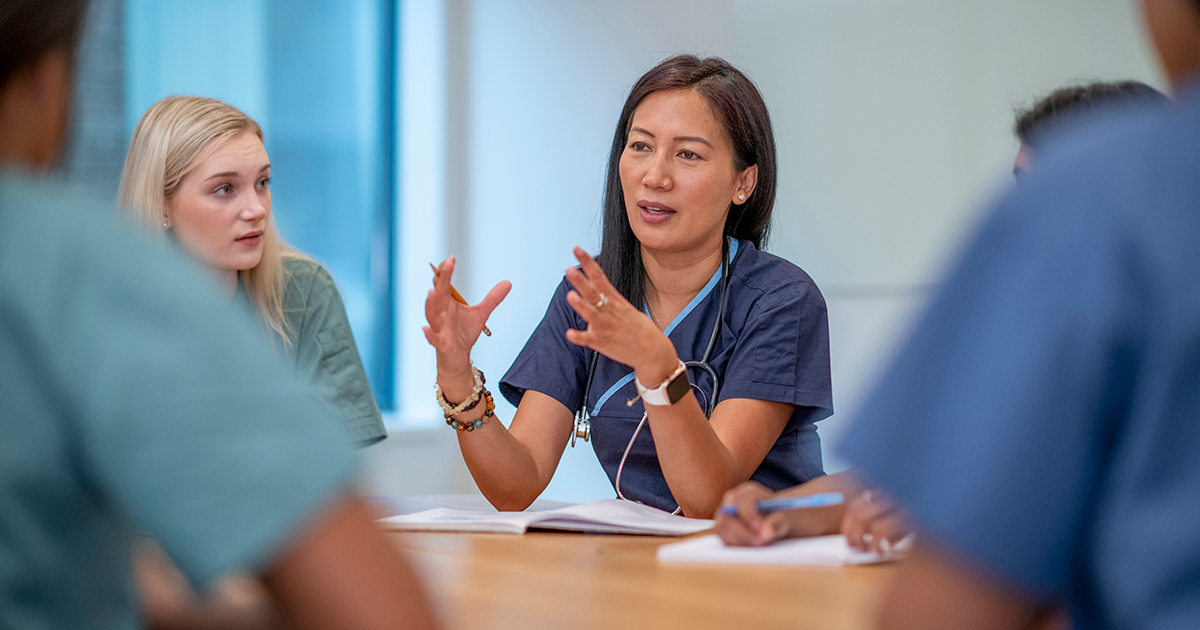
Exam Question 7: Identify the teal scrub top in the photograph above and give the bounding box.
[0,172,358,630]
[275,257,386,446]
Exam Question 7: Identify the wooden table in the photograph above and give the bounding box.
[391,531,896,630]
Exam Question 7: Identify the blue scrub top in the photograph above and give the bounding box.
[501,238,833,512]
[841,85,1200,629]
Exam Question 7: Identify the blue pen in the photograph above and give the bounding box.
[718,491,844,517]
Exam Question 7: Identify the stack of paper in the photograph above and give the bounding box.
[378,498,714,536]
[657,534,910,566]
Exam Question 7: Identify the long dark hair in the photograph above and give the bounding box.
[598,55,777,310]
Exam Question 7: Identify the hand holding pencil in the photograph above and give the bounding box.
[430,262,493,336]
[713,480,847,547]
[422,257,511,392]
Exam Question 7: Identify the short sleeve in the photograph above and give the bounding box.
[286,260,386,446]
[500,279,589,413]
[839,177,1141,596]
[720,279,833,418]
[26,204,360,587]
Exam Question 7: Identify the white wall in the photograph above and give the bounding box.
[737,0,1162,290]
[368,0,1165,501]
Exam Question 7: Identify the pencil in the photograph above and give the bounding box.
[430,263,492,336]
[718,492,844,517]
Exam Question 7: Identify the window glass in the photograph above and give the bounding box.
[64,0,397,408]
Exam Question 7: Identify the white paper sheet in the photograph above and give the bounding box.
[378,498,714,536]
[368,494,573,517]
[656,534,910,566]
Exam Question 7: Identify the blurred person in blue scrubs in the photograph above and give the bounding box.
[834,0,1200,627]
[0,1,436,628]
[713,81,1175,555]
[1012,80,1169,178]
[119,96,386,448]
[424,55,833,518]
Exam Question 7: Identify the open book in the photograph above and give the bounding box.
[657,533,911,566]
[378,498,714,536]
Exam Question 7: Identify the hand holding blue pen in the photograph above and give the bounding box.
[718,491,844,517]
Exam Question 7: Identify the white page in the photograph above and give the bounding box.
[380,507,545,534]
[656,534,909,566]
[378,498,713,535]
[529,499,713,535]
[369,494,573,517]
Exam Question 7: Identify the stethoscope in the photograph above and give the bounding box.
[571,239,732,513]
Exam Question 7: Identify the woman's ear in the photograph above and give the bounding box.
[162,195,176,230]
[733,164,758,205]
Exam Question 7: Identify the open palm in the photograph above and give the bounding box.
[423,256,511,373]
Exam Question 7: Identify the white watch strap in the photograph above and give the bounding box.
[634,361,686,406]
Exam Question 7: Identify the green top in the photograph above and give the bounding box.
[241,257,387,446]
[0,171,358,630]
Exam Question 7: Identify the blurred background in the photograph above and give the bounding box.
[64,0,1163,502]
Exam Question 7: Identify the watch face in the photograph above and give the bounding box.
[666,369,690,405]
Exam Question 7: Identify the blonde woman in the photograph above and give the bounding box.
[119,96,385,446]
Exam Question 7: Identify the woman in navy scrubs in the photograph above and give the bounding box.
[425,55,832,518]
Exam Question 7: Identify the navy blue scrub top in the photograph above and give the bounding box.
[500,238,833,512]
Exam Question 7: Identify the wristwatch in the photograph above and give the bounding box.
[635,361,690,406]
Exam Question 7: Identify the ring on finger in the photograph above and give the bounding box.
[595,293,608,309]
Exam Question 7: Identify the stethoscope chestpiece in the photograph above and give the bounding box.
[571,413,590,447]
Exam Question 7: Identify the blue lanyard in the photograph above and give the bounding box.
[586,237,736,417]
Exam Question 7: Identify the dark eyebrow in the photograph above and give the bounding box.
[629,127,712,149]
[674,136,713,148]
[203,164,271,183]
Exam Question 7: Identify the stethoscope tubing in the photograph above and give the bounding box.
[578,242,731,514]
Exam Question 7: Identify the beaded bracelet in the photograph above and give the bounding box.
[436,366,495,432]
[445,390,496,432]
[435,365,485,417]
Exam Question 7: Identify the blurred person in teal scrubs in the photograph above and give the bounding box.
[0,1,436,629]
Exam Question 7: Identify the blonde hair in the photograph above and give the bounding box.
[118,95,306,348]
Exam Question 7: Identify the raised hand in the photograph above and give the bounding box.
[563,247,675,381]
[423,256,511,390]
